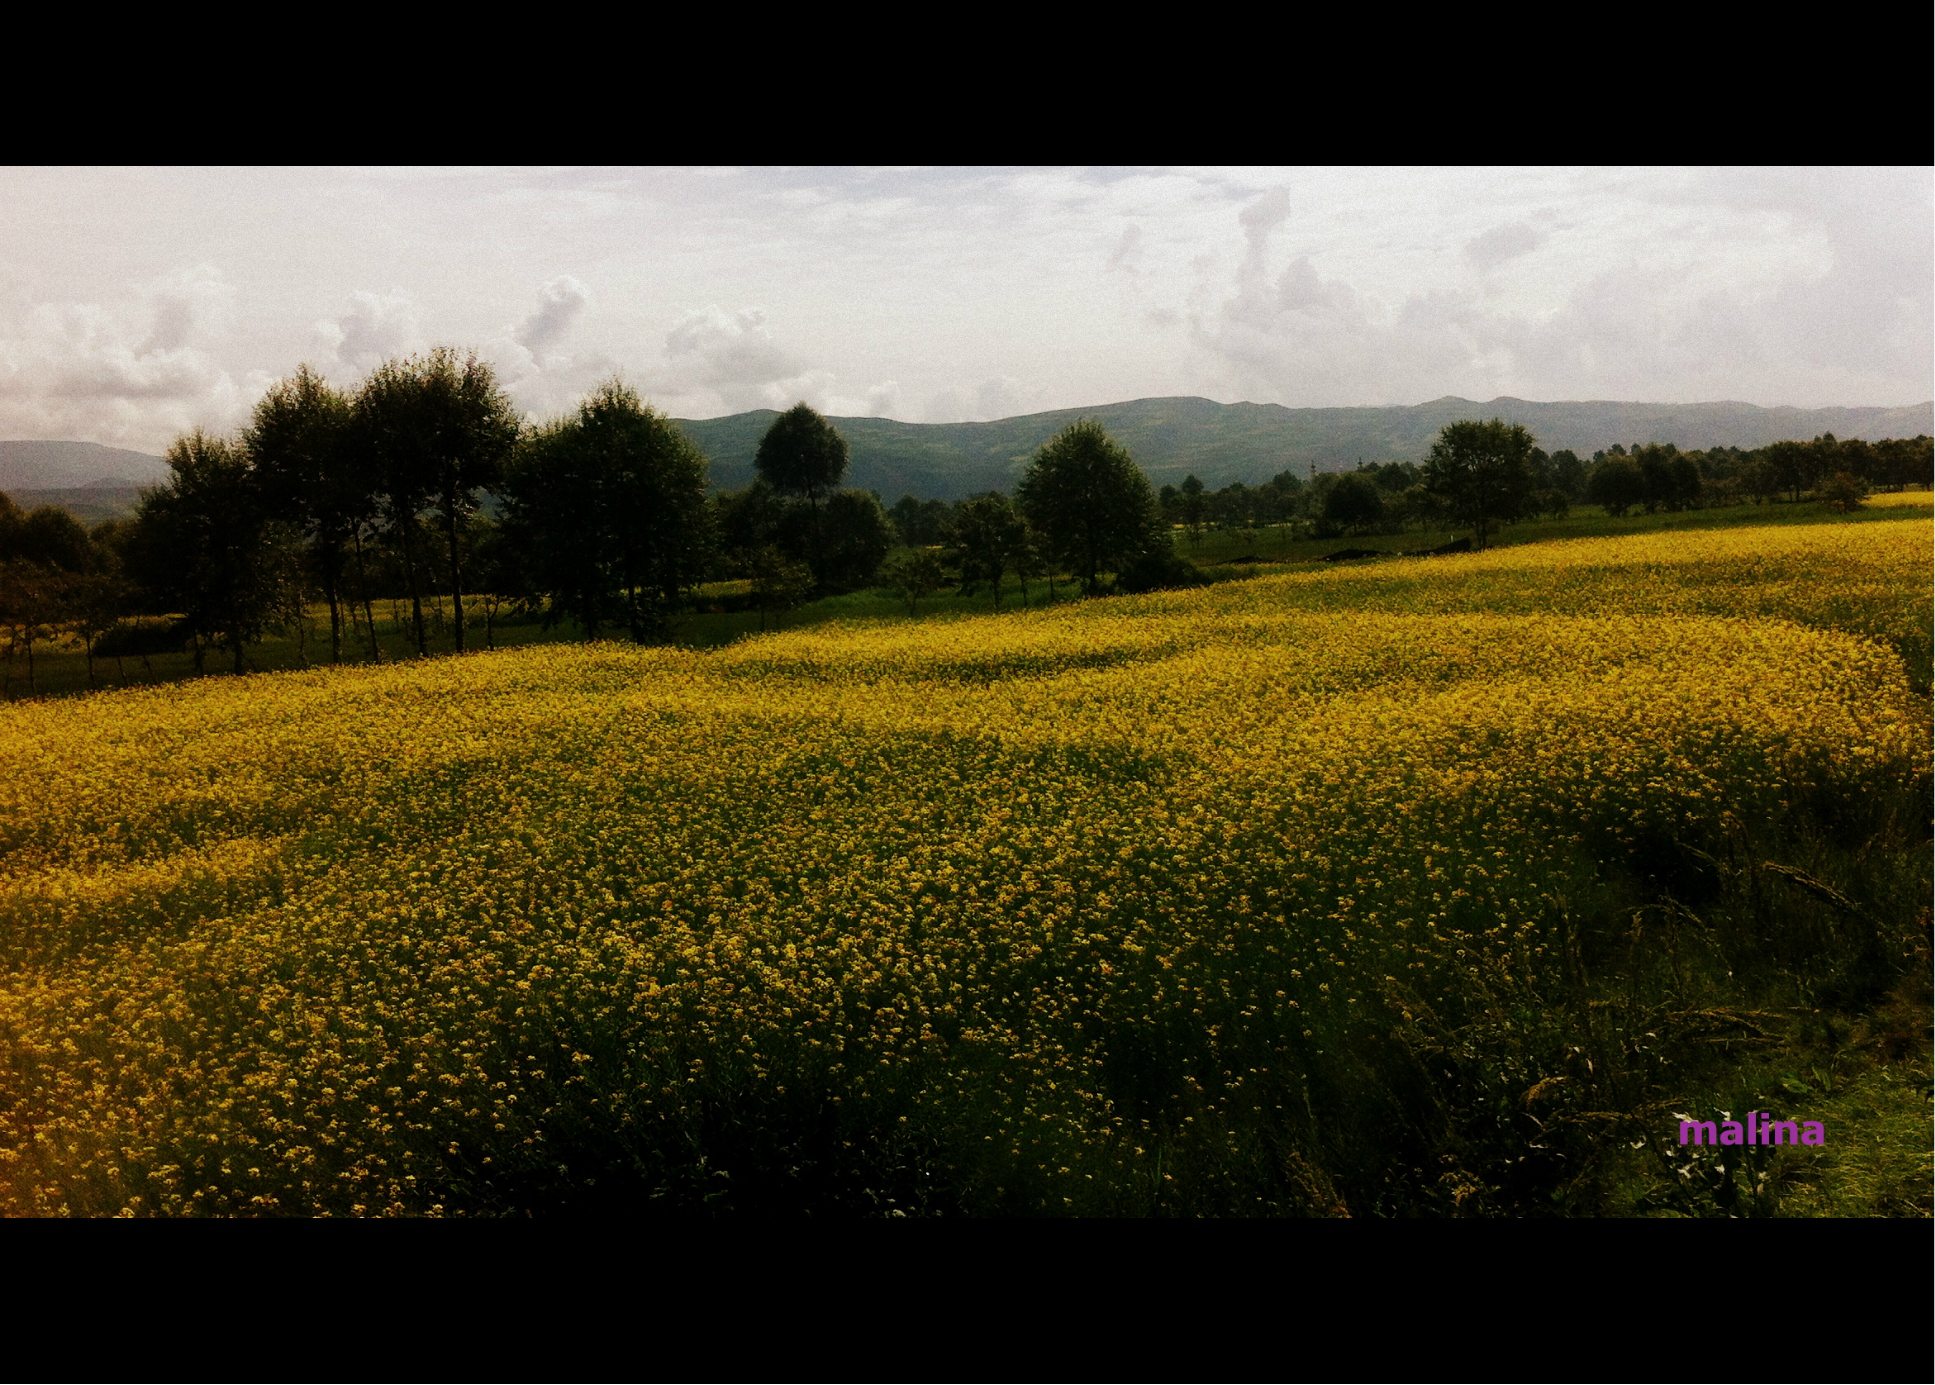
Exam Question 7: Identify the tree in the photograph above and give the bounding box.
[1819,471,1868,513]
[356,349,518,656]
[501,420,610,639]
[1587,455,1644,517]
[1421,419,1536,548]
[125,430,295,675]
[1323,472,1385,534]
[748,546,814,631]
[1178,474,1207,547]
[881,549,946,616]
[1016,420,1162,596]
[813,490,893,592]
[577,380,712,641]
[501,382,714,643]
[947,492,1027,609]
[756,403,848,586]
[245,365,369,663]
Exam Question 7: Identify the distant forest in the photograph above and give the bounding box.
[0,350,1929,699]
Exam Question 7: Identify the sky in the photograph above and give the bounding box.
[0,166,1928,453]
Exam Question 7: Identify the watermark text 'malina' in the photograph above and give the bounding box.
[1678,1112,1825,1147]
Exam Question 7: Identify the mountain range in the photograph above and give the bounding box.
[6,396,1931,509]
[675,396,1935,499]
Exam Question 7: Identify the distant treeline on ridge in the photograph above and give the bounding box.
[0,350,1929,697]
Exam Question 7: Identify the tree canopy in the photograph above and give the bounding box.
[755,403,849,506]
[1422,419,1536,548]
[1015,420,1162,595]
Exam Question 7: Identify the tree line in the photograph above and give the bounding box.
[1155,429,1932,540]
[0,354,1183,694]
[2,359,1927,699]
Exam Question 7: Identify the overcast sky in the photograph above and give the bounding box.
[1,166,1928,453]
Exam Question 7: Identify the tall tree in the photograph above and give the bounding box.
[947,492,1027,609]
[125,431,293,674]
[356,349,518,656]
[577,380,712,641]
[1015,420,1162,595]
[501,380,714,643]
[245,365,369,663]
[1422,419,1536,548]
[755,402,848,585]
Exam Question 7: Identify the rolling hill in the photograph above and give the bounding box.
[674,396,1935,499]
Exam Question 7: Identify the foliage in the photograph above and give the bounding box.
[245,365,366,663]
[123,431,297,674]
[501,381,713,643]
[1322,472,1385,535]
[1422,419,1536,547]
[798,489,893,593]
[354,349,518,655]
[880,549,947,616]
[755,403,849,506]
[1820,471,1869,514]
[1016,420,1163,595]
[947,493,1029,608]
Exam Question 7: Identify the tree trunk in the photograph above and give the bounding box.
[84,634,95,688]
[400,519,429,657]
[352,527,381,663]
[443,500,467,655]
[323,552,344,664]
[233,634,244,675]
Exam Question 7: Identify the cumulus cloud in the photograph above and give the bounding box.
[512,275,590,361]
[1191,172,1935,408]
[0,264,254,449]
[313,291,424,374]
[658,305,833,414]
[922,375,1041,423]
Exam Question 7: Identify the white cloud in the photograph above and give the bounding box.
[0,264,251,448]
[512,275,590,361]
[314,291,424,374]
[657,305,833,414]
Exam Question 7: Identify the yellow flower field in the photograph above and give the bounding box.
[1,515,1927,1215]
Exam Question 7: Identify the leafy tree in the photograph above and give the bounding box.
[578,380,712,641]
[356,349,518,656]
[501,420,609,639]
[125,430,296,675]
[881,549,946,616]
[1016,420,1162,595]
[948,492,1028,609]
[714,479,787,565]
[1178,474,1207,547]
[888,494,953,548]
[1323,472,1385,534]
[1587,455,1644,517]
[1548,449,1587,498]
[1763,439,1820,503]
[1819,471,1868,513]
[756,403,849,585]
[1422,419,1536,548]
[245,365,370,663]
[748,546,814,631]
[812,489,893,592]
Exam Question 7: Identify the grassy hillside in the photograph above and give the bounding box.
[1,509,1927,1216]
[678,397,1935,498]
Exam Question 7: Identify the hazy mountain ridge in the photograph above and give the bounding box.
[676,396,1935,499]
[0,440,169,491]
[8,396,1930,510]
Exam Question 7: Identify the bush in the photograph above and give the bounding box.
[1113,539,1205,594]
